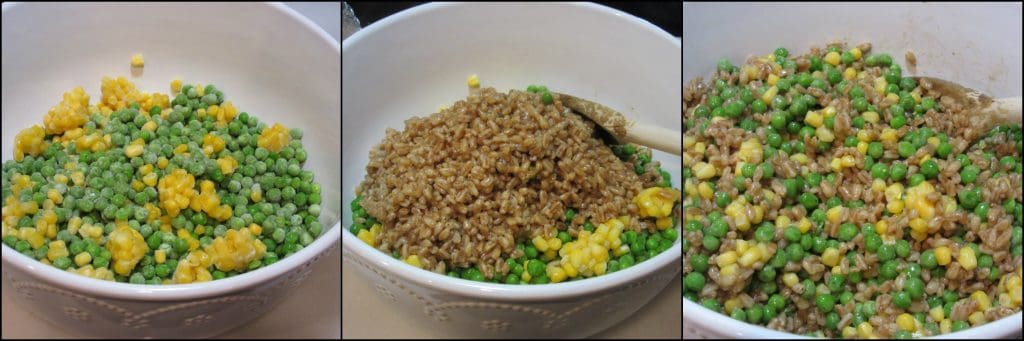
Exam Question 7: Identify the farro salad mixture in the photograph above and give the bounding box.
[683,42,1023,338]
[350,76,682,285]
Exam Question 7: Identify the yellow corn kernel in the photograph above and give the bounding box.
[935,246,952,265]
[547,266,567,283]
[250,187,263,202]
[170,79,182,94]
[532,236,550,252]
[107,223,149,276]
[822,247,841,267]
[761,86,778,104]
[248,224,262,236]
[826,206,845,224]
[562,261,578,278]
[824,51,841,66]
[940,319,952,333]
[840,155,856,167]
[357,229,375,248]
[784,153,807,165]
[929,306,945,322]
[142,120,157,132]
[970,290,990,311]
[257,123,291,153]
[131,54,144,67]
[879,128,898,143]
[927,137,940,147]
[735,240,749,254]
[775,216,792,230]
[843,67,856,80]
[724,297,742,314]
[75,252,92,266]
[13,125,47,162]
[842,326,857,339]
[157,157,169,169]
[683,135,698,150]
[766,74,780,86]
[720,263,738,277]
[857,322,874,338]
[957,247,977,270]
[856,141,869,155]
[46,240,68,261]
[850,48,862,60]
[717,251,738,267]
[805,110,823,128]
[405,255,423,268]
[737,138,763,164]
[216,155,238,175]
[466,74,480,88]
[968,311,987,326]
[871,179,886,193]
[521,270,532,282]
[861,112,879,125]
[151,249,166,264]
[830,158,842,172]
[124,144,144,158]
[738,248,761,267]
[815,126,834,142]
[874,77,887,95]
[782,272,799,287]
[752,205,765,225]
[797,218,812,234]
[692,162,716,180]
[908,218,928,234]
[896,313,916,331]
[887,200,904,215]
[822,106,837,118]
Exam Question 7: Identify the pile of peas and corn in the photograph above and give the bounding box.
[683,43,1023,338]
[349,81,681,284]
[2,75,324,284]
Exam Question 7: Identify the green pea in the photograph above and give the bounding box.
[684,272,708,290]
[755,223,775,243]
[838,223,858,241]
[908,173,926,187]
[905,277,925,299]
[920,159,939,179]
[870,162,889,179]
[690,253,709,273]
[784,226,801,242]
[960,165,980,184]
[877,244,895,261]
[799,193,819,210]
[816,294,835,313]
[892,291,912,309]
[975,202,990,221]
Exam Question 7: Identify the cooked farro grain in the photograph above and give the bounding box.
[684,42,1023,338]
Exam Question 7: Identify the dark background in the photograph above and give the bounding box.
[346,1,681,37]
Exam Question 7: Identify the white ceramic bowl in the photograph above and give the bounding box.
[684,2,1022,339]
[343,3,681,338]
[1,3,341,338]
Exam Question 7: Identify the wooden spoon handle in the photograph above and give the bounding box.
[987,97,1023,125]
[624,123,682,156]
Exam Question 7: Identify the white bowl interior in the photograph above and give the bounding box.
[684,2,1023,339]
[1,2,341,296]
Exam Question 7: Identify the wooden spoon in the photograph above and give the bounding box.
[912,76,1022,134]
[554,92,682,156]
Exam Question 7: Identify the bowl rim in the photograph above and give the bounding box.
[684,295,1024,338]
[342,2,681,50]
[0,2,342,301]
[341,1,682,300]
